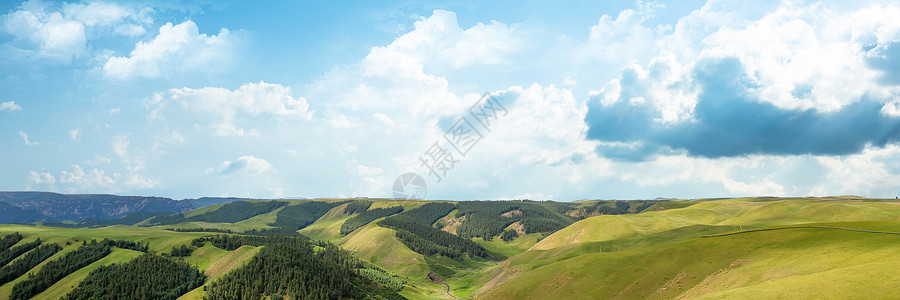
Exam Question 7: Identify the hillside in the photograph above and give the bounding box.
[1,196,899,299]
[0,192,193,223]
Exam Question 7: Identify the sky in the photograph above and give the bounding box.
[2,0,900,201]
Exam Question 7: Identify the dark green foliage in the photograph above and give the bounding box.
[343,200,373,214]
[166,227,235,233]
[399,202,456,225]
[0,232,24,251]
[204,238,402,300]
[571,200,660,217]
[242,227,303,236]
[378,215,487,259]
[98,238,149,253]
[500,229,518,241]
[193,234,309,251]
[455,201,575,239]
[270,201,347,231]
[10,241,111,300]
[0,243,62,285]
[356,261,406,292]
[45,211,174,228]
[147,201,289,226]
[170,244,193,257]
[0,238,42,268]
[340,206,404,235]
[62,253,205,300]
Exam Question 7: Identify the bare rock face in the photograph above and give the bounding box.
[0,192,194,223]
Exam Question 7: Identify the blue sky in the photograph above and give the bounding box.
[2,0,900,200]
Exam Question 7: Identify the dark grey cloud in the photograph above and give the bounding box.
[585,56,900,160]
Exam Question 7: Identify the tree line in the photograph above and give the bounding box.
[398,202,456,226]
[269,201,347,231]
[201,235,403,300]
[9,238,150,300]
[62,253,205,300]
[343,200,373,214]
[166,228,235,233]
[340,206,404,235]
[147,201,289,226]
[0,238,41,268]
[378,215,488,259]
[0,243,61,285]
[455,200,575,240]
[0,232,24,251]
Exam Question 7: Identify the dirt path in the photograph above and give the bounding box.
[429,272,462,300]
[702,225,900,238]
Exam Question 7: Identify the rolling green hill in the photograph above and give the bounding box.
[2,197,899,299]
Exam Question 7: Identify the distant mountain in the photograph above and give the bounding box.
[0,192,194,224]
[183,197,249,208]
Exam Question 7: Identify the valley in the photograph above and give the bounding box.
[1,196,899,299]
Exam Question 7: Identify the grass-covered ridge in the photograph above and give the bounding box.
[3,197,900,299]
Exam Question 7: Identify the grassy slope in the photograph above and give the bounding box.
[476,198,900,299]
[339,222,428,278]
[179,245,261,300]
[298,203,351,242]
[35,248,144,300]
[479,224,900,299]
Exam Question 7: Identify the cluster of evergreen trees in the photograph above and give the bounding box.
[10,241,112,299]
[62,253,205,300]
[500,229,518,241]
[378,215,487,259]
[192,234,308,251]
[241,227,304,236]
[100,239,149,252]
[455,201,575,240]
[9,238,150,300]
[147,201,289,225]
[202,235,402,300]
[340,206,404,235]
[343,200,373,214]
[169,244,193,257]
[0,232,24,251]
[166,227,235,233]
[269,201,347,231]
[0,243,61,285]
[0,238,41,268]
[399,202,456,225]
[572,200,658,216]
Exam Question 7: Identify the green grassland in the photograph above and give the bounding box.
[3,197,900,300]
[475,197,900,299]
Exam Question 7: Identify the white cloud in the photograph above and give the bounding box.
[108,107,121,115]
[1,101,22,112]
[124,173,155,189]
[103,20,238,79]
[214,155,274,176]
[1,0,152,64]
[113,134,129,158]
[376,10,523,70]
[69,127,80,141]
[149,81,310,137]
[58,164,116,188]
[27,171,55,185]
[19,131,37,146]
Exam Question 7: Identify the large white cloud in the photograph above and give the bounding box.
[103,20,238,79]
[1,0,151,64]
[149,81,310,137]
